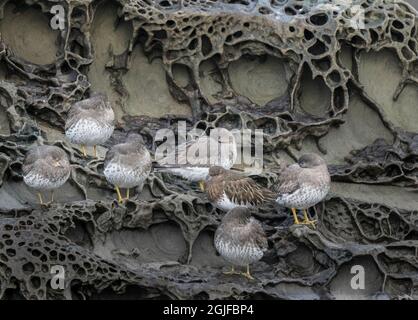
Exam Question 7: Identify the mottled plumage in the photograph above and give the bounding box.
[204,166,276,212]
[104,133,151,202]
[65,93,115,157]
[155,129,237,183]
[274,153,330,226]
[23,145,71,205]
[214,207,268,279]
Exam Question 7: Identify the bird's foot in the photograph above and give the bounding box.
[37,193,52,207]
[301,218,317,229]
[241,271,255,280]
[40,201,53,207]
[302,209,317,229]
[223,267,239,275]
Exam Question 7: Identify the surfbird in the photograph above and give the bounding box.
[103,133,152,203]
[274,153,330,227]
[23,145,71,205]
[65,93,115,158]
[155,128,237,190]
[204,166,276,212]
[214,207,268,280]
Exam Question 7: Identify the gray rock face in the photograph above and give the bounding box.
[0,0,417,300]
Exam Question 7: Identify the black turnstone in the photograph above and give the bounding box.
[274,153,330,227]
[23,145,71,205]
[103,133,151,203]
[214,207,268,280]
[155,129,237,190]
[65,93,115,158]
[204,166,276,212]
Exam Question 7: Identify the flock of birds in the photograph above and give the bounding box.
[22,93,331,280]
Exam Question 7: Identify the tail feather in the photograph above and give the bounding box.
[152,162,183,171]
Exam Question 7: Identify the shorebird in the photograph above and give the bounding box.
[103,133,152,203]
[23,145,71,205]
[214,207,268,280]
[274,153,330,227]
[155,128,237,190]
[65,93,115,158]
[204,166,276,211]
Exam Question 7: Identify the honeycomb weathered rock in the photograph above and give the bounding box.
[0,0,416,299]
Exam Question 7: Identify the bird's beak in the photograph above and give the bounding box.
[230,167,244,172]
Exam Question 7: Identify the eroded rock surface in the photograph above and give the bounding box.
[0,0,417,300]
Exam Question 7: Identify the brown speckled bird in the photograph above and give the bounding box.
[274,153,330,227]
[65,93,115,158]
[23,145,71,205]
[214,207,268,280]
[204,166,276,212]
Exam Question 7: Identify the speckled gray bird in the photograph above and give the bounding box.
[204,166,276,212]
[23,145,71,205]
[103,133,151,203]
[274,153,330,227]
[155,129,237,190]
[214,207,268,280]
[65,93,115,158]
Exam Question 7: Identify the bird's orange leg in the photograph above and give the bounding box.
[124,188,130,201]
[81,145,87,157]
[291,208,300,224]
[37,192,44,206]
[93,145,97,158]
[115,186,123,203]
